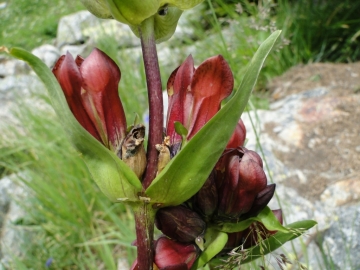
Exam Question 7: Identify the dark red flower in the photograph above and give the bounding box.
[166,55,234,147]
[130,236,199,270]
[216,147,268,219]
[52,48,127,157]
[155,205,206,243]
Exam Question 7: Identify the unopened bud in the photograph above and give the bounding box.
[156,205,206,243]
[241,184,276,220]
[193,171,218,218]
[154,236,199,270]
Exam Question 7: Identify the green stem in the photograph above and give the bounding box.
[133,202,156,270]
[139,17,163,189]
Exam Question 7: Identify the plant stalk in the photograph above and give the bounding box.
[133,202,156,270]
[139,17,164,189]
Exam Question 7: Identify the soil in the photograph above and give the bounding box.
[266,62,360,201]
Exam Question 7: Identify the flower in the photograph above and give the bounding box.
[155,205,206,243]
[52,48,127,158]
[130,236,199,270]
[166,54,234,153]
[215,147,272,220]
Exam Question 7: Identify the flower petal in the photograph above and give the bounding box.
[226,119,246,148]
[52,52,101,141]
[166,55,195,144]
[154,236,198,270]
[187,55,233,139]
[80,48,127,154]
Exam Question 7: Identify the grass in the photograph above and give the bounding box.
[0,0,83,50]
[0,0,357,269]
[0,97,136,269]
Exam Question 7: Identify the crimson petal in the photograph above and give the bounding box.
[166,55,195,144]
[52,52,100,141]
[79,48,127,154]
[187,55,233,140]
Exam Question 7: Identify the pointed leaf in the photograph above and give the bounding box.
[220,207,288,233]
[8,47,142,202]
[145,31,282,206]
[240,219,317,264]
[191,228,228,270]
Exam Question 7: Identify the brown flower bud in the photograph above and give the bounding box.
[155,205,206,243]
[192,171,218,218]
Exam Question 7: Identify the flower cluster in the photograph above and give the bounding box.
[53,49,282,269]
[140,55,280,269]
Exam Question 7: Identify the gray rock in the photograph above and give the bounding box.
[31,44,61,68]
[321,203,360,270]
[0,174,29,267]
[57,10,95,47]
[60,43,91,58]
[0,58,29,78]
[56,10,140,54]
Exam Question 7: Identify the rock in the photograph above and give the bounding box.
[0,57,29,78]
[60,43,91,58]
[57,11,95,47]
[31,45,61,68]
[0,174,30,267]
[321,177,360,207]
[320,203,360,270]
[56,10,140,56]
[240,62,360,268]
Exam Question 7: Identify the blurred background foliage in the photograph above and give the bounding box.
[1,0,359,269]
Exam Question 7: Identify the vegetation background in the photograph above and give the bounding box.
[0,0,359,269]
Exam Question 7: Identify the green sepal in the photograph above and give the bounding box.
[174,121,188,144]
[130,7,183,43]
[240,219,317,264]
[106,0,158,25]
[161,0,204,10]
[145,31,282,206]
[191,227,228,270]
[79,0,113,19]
[220,206,288,233]
[7,47,142,202]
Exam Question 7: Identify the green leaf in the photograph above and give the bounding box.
[145,30,282,206]
[220,207,288,233]
[8,47,142,202]
[191,228,228,270]
[240,220,317,264]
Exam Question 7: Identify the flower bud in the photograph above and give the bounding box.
[52,48,127,156]
[216,147,267,219]
[192,171,218,218]
[155,205,206,243]
[154,236,199,270]
[241,183,276,220]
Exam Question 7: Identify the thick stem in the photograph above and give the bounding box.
[139,17,164,189]
[133,203,156,270]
